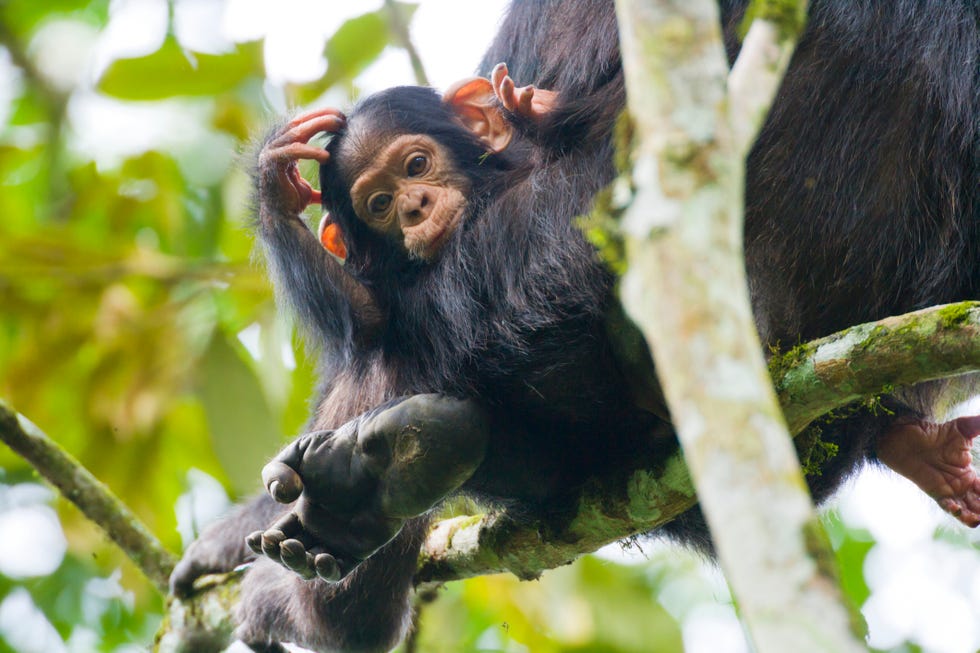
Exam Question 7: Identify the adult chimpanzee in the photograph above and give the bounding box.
[171,0,980,651]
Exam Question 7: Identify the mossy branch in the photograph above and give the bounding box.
[154,570,242,653]
[416,301,980,581]
[772,302,980,433]
[158,302,980,648]
[0,401,176,594]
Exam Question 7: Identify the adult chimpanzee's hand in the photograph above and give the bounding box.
[490,62,557,122]
[246,394,490,582]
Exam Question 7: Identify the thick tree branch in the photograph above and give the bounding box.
[418,301,980,582]
[774,302,980,434]
[610,0,864,651]
[0,401,176,594]
[417,449,694,584]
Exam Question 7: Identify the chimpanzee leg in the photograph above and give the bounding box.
[248,394,490,581]
[237,516,429,653]
[170,493,285,598]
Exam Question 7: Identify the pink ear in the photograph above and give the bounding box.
[443,77,513,153]
[318,213,347,260]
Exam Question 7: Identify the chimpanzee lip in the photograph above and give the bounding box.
[425,206,465,259]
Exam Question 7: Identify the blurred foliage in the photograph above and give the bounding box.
[406,552,689,653]
[0,1,973,652]
[0,0,392,649]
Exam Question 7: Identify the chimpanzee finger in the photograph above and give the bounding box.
[491,63,509,98]
[267,142,331,165]
[287,106,346,128]
[260,528,286,563]
[280,539,317,580]
[517,86,535,116]
[283,114,345,150]
[262,460,304,503]
[245,530,263,556]
[499,76,517,112]
[314,553,341,582]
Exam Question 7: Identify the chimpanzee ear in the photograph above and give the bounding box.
[318,212,347,261]
[443,77,513,153]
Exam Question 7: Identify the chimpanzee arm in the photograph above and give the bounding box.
[247,394,490,581]
[254,109,383,345]
[478,0,624,154]
[169,492,285,598]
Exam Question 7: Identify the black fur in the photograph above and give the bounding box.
[313,80,661,508]
[170,1,979,651]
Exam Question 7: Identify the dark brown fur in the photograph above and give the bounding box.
[171,1,979,651]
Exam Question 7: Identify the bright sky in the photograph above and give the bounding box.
[3,2,980,652]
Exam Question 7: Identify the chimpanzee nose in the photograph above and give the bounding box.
[398,187,431,227]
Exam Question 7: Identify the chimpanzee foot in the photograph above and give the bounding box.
[877,415,980,527]
[246,512,351,582]
[490,63,558,121]
[247,394,490,581]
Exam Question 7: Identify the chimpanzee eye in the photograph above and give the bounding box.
[367,192,393,214]
[406,154,428,177]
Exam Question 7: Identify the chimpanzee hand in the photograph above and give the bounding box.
[490,62,558,122]
[257,108,345,216]
[878,414,980,527]
[246,394,490,582]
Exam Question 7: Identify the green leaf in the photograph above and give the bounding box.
[292,3,419,105]
[97,39,264,100]
[198,333,283,495]
[0,0,109,36]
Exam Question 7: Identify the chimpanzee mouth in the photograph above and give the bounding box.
[424,206,465,259]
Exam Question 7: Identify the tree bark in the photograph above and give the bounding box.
[612,0,866,650]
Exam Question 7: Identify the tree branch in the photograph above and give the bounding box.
[417,449,694,584]
[154,570,242,653]
[727,0,807,153]
[418,301,980,582]
[773,302,980,434]
[147,303,980,648]
[610,0,865,650]
[0,401,176,594]
[384,0,429,87]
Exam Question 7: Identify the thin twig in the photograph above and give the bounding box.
[727,1,808,154]
[0,401,177,593]
[384,0,430,86]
